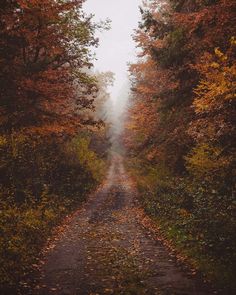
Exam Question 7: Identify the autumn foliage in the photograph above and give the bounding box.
[0,0,104,133]
[0,0,109,292]
[125,0,236,292]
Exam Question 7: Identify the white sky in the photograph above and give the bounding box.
[84,0,142,102]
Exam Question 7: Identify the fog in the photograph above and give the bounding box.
[84,0,141,149]
[105,81,131,152]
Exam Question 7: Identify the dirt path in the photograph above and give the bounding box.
[34,155,212,295]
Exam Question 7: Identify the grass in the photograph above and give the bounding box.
[126,159,236,294]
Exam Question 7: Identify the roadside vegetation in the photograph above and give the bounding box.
[0,0,110,291]
[125,0,236,292]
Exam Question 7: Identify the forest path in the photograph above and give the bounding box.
[35,154,212,295]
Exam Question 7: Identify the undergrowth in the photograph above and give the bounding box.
[0,132,107,293]
[127,158,236,294]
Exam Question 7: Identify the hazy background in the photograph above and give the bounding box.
[84,0,141,102]
[84,0,142,149]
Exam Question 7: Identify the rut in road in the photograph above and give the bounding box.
[35,155,212,295]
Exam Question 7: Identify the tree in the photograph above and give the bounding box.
[125,1,236,289]
[186,38,236,191]
[0,0,104,134]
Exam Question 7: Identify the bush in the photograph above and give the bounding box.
[127,157,236,291]
[0,131,107,290]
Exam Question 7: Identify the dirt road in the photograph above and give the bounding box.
[35,155,212,295]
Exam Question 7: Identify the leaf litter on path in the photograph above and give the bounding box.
[32,156,213,295]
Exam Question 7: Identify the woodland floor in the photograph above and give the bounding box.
[30,155,214,295]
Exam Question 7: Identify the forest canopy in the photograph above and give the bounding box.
[0,0,110,290]
[125,0,236,291]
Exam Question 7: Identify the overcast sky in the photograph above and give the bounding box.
[84,0,142,102]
